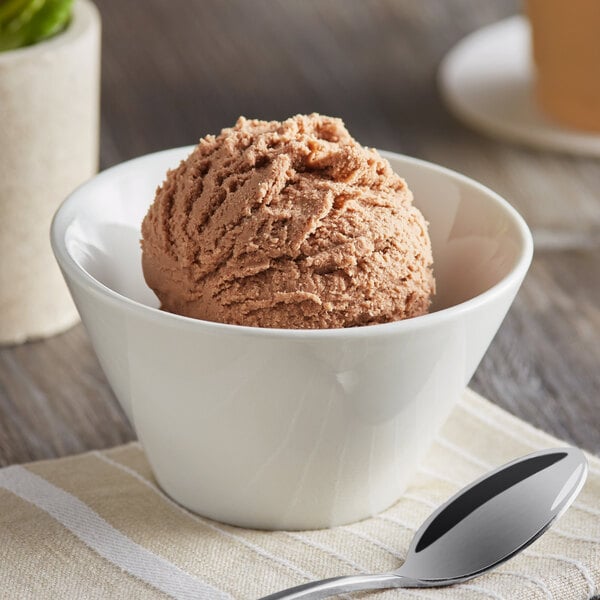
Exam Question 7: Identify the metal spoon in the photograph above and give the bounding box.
[260,447,587,599]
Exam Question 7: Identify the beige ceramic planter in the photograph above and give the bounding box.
[0,0,100,344]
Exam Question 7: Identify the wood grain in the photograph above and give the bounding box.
[1,0,599,470]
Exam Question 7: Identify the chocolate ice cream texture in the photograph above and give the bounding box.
[141,114,434,329]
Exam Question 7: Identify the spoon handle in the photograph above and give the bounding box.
[259,572,419,600]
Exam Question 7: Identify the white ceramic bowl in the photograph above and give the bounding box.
[51,147,533,530]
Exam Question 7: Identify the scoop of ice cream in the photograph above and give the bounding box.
[141,114,434,329]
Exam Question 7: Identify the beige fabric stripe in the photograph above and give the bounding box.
[28,452,320,599]
[460,391,600,483]
[0,464,229,600]
[103,442,153,479]
[0,488,167,599]
[460,390,597,457]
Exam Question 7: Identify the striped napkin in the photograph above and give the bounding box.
[0,389,598,600]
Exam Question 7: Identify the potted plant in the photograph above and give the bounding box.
[0,0,100,344]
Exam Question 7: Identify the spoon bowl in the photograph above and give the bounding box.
[261,447,587,599]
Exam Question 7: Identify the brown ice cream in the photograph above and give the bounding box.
[141,114,434,329]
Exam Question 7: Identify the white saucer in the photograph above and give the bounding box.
[438,15,600,157]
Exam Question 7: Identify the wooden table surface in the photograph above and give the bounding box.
[1,0,599,467]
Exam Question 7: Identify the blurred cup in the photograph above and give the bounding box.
[526,0,600,131]
[0,0,100,344]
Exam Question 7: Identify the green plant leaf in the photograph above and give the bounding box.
[0,0,33,26]
[0,0,74,52]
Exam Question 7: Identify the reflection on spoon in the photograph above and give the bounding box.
[260,447,587,600]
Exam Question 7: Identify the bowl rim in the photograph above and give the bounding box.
[51,146,534,339]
